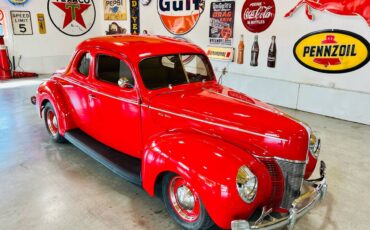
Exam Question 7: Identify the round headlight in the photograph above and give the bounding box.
[309,131,321,158]
[236,166,258,203]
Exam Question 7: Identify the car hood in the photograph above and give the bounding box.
[148,83,309,161]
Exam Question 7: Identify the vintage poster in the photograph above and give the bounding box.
[10,11,33,35]
[130,0,140,34]
[104,0,127,21]
[209,1,235,46]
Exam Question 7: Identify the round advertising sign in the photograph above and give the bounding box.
[158,0,205,35]
[241,0,275,33]
[0,10,4,21]
[8,0,29,5]
[47,0,96,37]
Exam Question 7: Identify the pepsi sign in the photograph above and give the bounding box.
[158,0,205,35]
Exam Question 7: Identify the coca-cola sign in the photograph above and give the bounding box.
[241,0,275,33]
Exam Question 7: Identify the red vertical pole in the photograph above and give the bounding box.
[0,36,11,80]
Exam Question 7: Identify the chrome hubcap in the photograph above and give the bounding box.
[47,110,58,136]
[168,176,200,223]
[176,185,195,210]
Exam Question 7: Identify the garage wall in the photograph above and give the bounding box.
[137,1,370,125]
[0,1,103,74]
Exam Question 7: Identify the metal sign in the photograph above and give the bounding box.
[294,30,370,73]
[158,0,205,35]
[241,0,275,33]
[207,46,234,61]
[0,10,4,21]
[130,0,140,34]
[47,0,96,36]
[209,1,235,46]
[10,11,33,35]
[104,0,127,20]
[8,0,29,5]
[285,0,370,27]
[37,13,46,34]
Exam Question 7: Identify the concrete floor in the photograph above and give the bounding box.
[0,77,369,230]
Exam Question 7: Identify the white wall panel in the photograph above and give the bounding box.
[297,85,370,125]
[220,72,299,109]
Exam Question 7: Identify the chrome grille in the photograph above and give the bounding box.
[276,159,306,209]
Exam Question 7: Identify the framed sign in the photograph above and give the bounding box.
[10,11,33,35]
[104,0,127,20]
[209,1,235,46]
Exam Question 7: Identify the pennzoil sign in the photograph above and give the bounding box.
[294,30,370,73]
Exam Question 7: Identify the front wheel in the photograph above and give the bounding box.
[162,173,214,230]
[43,102,65,143]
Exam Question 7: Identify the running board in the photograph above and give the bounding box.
[64,129,142,186]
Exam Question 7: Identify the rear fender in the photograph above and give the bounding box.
[37,79,75,135]
[142,131,272,229]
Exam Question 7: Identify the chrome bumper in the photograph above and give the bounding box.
[232,161,327,230]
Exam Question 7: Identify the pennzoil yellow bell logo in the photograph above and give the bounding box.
[294,30,370,73]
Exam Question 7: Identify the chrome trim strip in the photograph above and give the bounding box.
[254,155,307,164]
[149,106,287,142]
[54,76,139,105]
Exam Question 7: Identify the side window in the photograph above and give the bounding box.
[96,55,134,86]
[77,53,91,77]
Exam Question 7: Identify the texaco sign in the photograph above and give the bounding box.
[47,0,96,36]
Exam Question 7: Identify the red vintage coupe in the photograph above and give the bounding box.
[33,35,327,230]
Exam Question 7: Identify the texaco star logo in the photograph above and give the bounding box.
[47,0,96,36]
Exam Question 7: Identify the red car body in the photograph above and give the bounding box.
[35,36,327,230]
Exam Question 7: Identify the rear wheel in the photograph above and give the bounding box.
[162,173,214,230]
[43,102,65,143]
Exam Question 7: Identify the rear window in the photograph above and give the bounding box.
[96,55,134,86]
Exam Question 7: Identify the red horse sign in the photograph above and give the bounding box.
[285,0,370,26]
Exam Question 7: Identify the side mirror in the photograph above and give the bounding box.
[118,77,134,89]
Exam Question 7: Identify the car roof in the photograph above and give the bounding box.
[77,35,205,61]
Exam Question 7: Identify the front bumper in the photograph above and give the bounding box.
[232,161,327,230]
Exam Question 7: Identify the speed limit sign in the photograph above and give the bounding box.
[10,11,33,35]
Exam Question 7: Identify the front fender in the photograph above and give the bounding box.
[142,131,272,229]
[37,78,75,135]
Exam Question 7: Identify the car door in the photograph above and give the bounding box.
[62,50,95,135]
[88,50,142,158]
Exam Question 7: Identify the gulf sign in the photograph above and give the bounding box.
[158,0,205,35]
[294,30,370,73]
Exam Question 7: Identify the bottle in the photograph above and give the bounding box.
[250,35,259,67]
[267,36,276,68]
[237,34,244,64]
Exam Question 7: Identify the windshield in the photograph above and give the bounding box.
[139,54,214,90]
